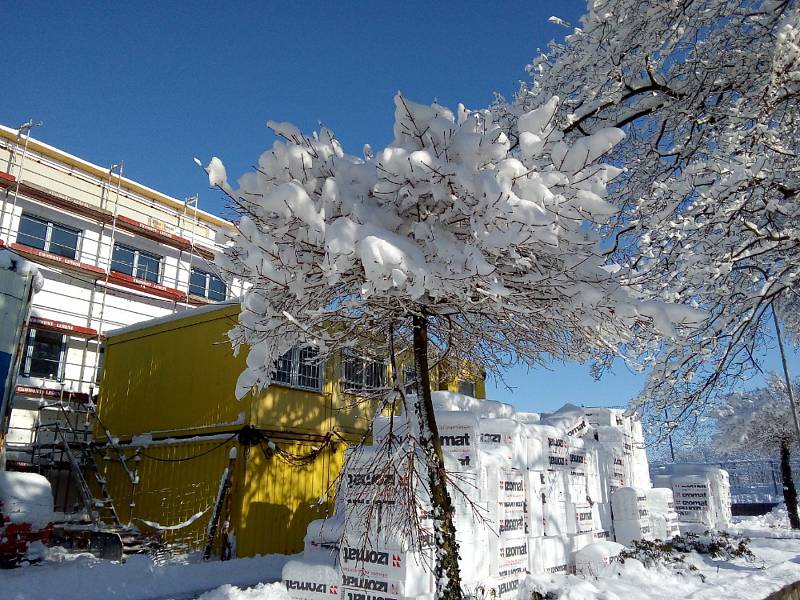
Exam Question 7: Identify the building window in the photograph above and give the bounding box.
[111,244,161,283]
[23,328,66,381]
[189,268,227,301]
[17,213,81,260]
[341,350,386,393]
[271,346,322,391]
[457,379,476,397]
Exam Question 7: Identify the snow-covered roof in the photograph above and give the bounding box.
[106,299,239,338]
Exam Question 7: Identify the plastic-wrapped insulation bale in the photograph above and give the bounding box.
[479,417,526,469]
[513,412,540,424]
[671,475,714,526]
[611,487,649,522]
[612,517,654,546]
[525,424,569,471]
[540,404,590,438]
[283,559,342,600]
[529,535,570,575]
[611,487,652,546]
[584,407,624,429]
[436,411,481,470]
[338,540,435,597]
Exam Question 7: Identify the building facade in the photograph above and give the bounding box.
[0,124,238,502]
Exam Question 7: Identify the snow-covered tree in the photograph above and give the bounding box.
[712,374,800,528]
[202,94,684,597]
[501,0,800,429]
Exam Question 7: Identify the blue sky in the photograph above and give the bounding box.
[2,1,797,414]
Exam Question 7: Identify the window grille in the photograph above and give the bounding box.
[342,350,386,393]
[403,366,417,395]
[270,347,322,391]
[457,379,476,397]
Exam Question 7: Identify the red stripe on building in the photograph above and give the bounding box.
[106,271,186,301]
[10,243,106,277]
[29,316,97,337]
[0,171,16,185]
[15,385,90,403]
[17,181,114,223]
[115,215,194,250]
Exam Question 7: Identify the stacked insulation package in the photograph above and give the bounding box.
[651,464,732,532]
[282,395,665,600]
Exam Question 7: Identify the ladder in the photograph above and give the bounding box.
[35,403,122,528]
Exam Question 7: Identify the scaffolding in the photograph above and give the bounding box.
[0,123,236,548]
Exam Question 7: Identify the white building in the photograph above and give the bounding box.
[0,123,237,506]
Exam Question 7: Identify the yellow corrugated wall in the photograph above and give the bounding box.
[234,437,347,557]
[99,437,242,552]
[97,433,351,557]
[99,305,249,438]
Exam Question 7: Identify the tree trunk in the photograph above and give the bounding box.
[412,314,463,600]
[780,437,800,530]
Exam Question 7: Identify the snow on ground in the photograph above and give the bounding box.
[201,511,800,600]
[4,510,800,600]
[523,535,800,600]
[2,548,292,600]
[522,509,800,600]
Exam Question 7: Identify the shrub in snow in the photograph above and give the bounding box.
[669,531,755,563]
[615,531,754,581]
[615,539,700,579]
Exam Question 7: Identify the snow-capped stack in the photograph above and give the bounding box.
[521,420,571,576]
[652,465,732,532]
[540,406,600,555]
[610,487,653,546]
[645,488,680,540]
[629,417,651,490]
[290,393,657,600]
[287,445,436,600]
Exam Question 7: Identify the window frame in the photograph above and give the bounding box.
[457,379,476,398]
[17,213,82,260]
[22,327,67,381]
[111,243,162,283]
[341,349,387,394]
[270,346,323,392]
[189,267,227,301]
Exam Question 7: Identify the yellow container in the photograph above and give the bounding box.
[95,302,486,556]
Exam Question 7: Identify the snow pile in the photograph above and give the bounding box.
[572,540,625,576]
[288,394,665,600]
[0,247,45,293]
[198,582,291,600]
[4,551,291,600]
[0,471,54,528]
